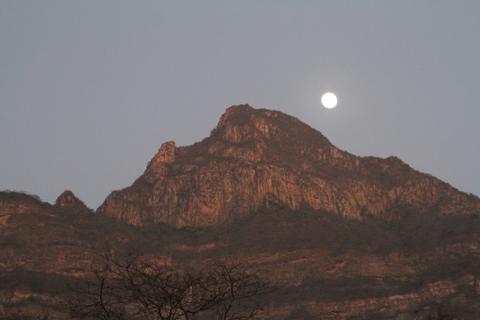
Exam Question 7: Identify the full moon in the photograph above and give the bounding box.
[321,92,338,109]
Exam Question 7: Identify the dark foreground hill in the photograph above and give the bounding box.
[1,105,480,319]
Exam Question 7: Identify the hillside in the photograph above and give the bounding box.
[1,105,480,319]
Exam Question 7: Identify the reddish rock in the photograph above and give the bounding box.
[55,190,89,212]
[0,191,47,217]
[97,105,480,227]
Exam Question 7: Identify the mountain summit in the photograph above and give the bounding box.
[98,105,480,227]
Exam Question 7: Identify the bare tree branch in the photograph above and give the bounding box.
[68,254,270,320]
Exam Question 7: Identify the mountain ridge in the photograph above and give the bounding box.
[96,105,480,227]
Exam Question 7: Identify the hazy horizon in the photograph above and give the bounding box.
[1,1,479,208]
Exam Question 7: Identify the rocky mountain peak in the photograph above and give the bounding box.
[55,190,89,211]
[213,105,274,144]
[205,105,337,165]
[216,104,254,127]
[98,105,480,227]
[213,104,329,144]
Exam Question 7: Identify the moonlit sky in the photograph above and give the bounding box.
[1,1,479,208]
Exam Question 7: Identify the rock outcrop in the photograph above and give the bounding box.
[0,191,49,218]
[54,190,89,212]
[98,105,480,227]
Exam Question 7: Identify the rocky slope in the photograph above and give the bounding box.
[2,191,480,319]
[98,105,480,227]
[2,105,480,319]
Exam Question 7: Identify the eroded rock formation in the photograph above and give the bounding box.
[98,105,480,227]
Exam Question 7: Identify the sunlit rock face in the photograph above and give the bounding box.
[97,105,480,227]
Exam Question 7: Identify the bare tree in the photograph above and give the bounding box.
[209,263,267,320]
[68,254,269,320]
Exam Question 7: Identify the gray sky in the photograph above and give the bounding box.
[1,1,479,208]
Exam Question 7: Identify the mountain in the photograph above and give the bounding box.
[2,105,480,320]
[98,105,480,227]
[55,190,90,213]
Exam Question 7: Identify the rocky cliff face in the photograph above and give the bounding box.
[97,105,480,227]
